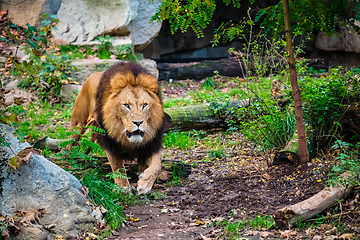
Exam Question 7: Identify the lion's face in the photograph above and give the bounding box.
[101,73,164,147]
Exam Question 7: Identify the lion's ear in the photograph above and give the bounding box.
[162,112,172,131]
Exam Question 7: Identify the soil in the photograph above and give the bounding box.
[103,80,360,240]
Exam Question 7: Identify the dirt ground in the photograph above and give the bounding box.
[106,144,330,240]
[104,79,359,240]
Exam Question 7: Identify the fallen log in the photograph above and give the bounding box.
[34,100,251,151]
[164,99,250,131]
[273,128,316,166]
[273,172,353,229]
[33,136,68,152]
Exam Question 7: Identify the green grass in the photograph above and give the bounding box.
[214,214,277,239]
[80,169,166,237]
[163,131,196,149]
[162,76,274,109]
[9,100,74,142]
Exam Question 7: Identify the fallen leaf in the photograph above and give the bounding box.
[128,217,140,222]
[160,208,168,213]
[19,208,45,227]
[13,97,27,105]
[194,219,205,225]
[339,233,354,240]
[260,231,271,238]
[9,147,41,170]
[280,230,297,238]
[211,216,225,222]
[263,173,271,180]
[200,233,212,240]
[305,228,314,235]
[169,208,180,213]
[54,235,66,240]
[9,150,32,170]
[244,230,260,236]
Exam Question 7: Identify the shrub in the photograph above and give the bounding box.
[297,67,360,150]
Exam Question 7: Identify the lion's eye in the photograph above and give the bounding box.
[143,103,148,108]
[124,103,130,109]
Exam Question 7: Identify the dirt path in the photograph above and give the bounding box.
[105,132,331,240]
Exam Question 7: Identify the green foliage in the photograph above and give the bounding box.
[59,45,95,60]
[329,140,360,188]
[168,161,186,186]
[297,67,360,150]
[15,101,70,141]
[201,76,215,88]
[59,39,141,62]
[163,131,196,149]
[95,35,114,59]
[16,48,77,100]
[215,215,277,239]
[106,168,130,181]
[257,0,360,38]
[234,96,296,151]
[151,0,217,38]
[208,149,225,159]
[81,169,130,232]
[3,15,79,100]
[114,44,143,63]
[0,221,8,240]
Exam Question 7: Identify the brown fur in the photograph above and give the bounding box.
[69,62,168,194]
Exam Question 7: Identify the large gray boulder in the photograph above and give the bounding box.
[316,21,360,53]
[0,124,95,239]
[70,59,158,84]
[2,0,61,28]
[4,0,162,49]
[62,58,158,102]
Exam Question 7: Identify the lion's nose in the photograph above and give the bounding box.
[132,120,144,127]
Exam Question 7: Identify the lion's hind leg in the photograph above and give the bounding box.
[137,152,161,195]
[106,151,130,192]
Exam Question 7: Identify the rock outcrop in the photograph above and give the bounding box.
[0,124,96,239]
[316,21,360,53]
[3,0,162,49]
[70,58,158,84]
[61,59,158,102]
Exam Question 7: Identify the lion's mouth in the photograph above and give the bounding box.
[126,130,144,138]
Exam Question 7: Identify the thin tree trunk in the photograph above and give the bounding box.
[282,0,309,163]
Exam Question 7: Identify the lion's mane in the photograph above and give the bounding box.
[94,62,167,162]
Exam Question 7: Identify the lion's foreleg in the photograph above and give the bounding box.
[137,152,161,195]
[106,151,130,191]
[66,126,86,151]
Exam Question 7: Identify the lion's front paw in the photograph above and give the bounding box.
[114,177,130,193]
[137,173,156,195]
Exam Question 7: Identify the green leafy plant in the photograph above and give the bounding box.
[95,35,114,59]
[168,161,186,186]
[209,149,225,160]
[3,14,79,100]
[81,169,135,236]
[215,214,277,239]
[202,76,215,88]
[328,140,360,188]
[232,94,296,151]
[59,45,95,60]
[114,44,143,63]
[106,168,130,181]
[298,67,360,150]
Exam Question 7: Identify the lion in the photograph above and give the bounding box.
[68,62,170,194]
